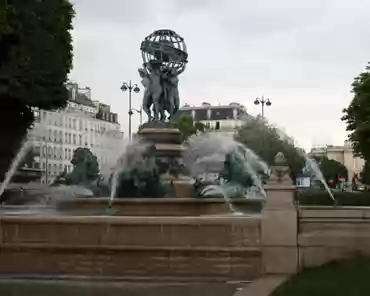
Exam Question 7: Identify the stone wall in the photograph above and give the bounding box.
[257,155,370,277]
[299,206,370,268]
[0,215,261,280]
[56,197,263,216]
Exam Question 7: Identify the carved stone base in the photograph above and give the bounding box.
[138,123,195,198]
[163,178,195,198]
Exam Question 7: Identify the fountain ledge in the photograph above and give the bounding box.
[55,197,264,216]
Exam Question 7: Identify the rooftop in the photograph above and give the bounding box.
[74,93,95,108]
[178,102,247,121]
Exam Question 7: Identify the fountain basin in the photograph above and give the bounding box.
[55,197,264,216]
[0,214,262,280]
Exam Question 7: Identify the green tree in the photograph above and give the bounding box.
[312,155,348,187]
[235,116,305,179]
[0,0,74,180]
[172,114,206,142]
[360,161,370,184]
[342,63,370,161]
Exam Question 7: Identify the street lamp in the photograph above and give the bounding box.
[254,96,272,119]
[120,80,140,141]
[41,136,49,184]
[131,108,143,126]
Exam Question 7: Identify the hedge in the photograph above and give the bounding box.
[297,190,370,206]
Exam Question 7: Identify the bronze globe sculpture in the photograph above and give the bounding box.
[138,29,188,122]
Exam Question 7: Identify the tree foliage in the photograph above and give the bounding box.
[0,0,74,179]
[172,114,206,142]
[235,116,305,179]
[342,63,370,160]
[311,155,348,187]
[360,161,370,184]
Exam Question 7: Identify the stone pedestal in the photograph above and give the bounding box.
[138,122,194,198]
[261,152,298,275]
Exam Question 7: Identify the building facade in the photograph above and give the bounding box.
[28,82,123,184]
[309,141,365,180]
[177,102,248,135]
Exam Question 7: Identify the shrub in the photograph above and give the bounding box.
[297,190,370,206]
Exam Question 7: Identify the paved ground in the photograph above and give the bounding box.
[0,279,247,296]
[234,276,287,296]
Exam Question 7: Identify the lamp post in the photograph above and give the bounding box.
[120,80,140,141]
[41,136,49,184]
[131,107,143,127]
[254,96,272,119]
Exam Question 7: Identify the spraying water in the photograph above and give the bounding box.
[303,155,335,201]
[0,140,33,198]
[107,138,153,207]
[274,126,335,201]
[183,132,269,213]
[108,170,119,208]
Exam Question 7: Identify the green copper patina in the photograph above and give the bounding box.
[52,148,110,196]
[113,144,169,198]
[196,147,268,199]
[138,29,188,122]
[52,145,175,198]
[65,147,99,185]
[217,148,254,198]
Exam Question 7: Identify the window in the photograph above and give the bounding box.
[48,129,52,140]
[59,131,63,142]
[33,146,41,156]
[73,134,76,145]
[54,130,57,142]
[215,121,220,130]
[64,148,67,159]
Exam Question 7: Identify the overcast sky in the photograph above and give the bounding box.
[69,0,370,151]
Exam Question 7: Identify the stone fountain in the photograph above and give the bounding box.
[0,30,268,290]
